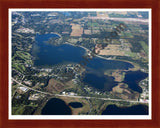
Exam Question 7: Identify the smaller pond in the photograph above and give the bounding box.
[41,98,72,115]
[102,104,148,115]
[68,102,83,108]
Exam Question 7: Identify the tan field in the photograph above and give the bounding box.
[96,12,109,17]
[84,29,92,35]
[70,23,83,37]
[99,44,125,56]
[107,11,128,15]
[45,78,74,93]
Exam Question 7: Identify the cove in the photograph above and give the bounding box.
[102,104,148,115]
[123,70,148,93]
[41,98,72,115]
[83,73,118,91]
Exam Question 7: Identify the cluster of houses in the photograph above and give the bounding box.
[62,91,77,96]
[16,27,35,34]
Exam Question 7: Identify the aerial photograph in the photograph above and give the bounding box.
[10,9,150,118]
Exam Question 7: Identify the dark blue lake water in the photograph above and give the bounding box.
[41,98,72,115]
[123,71,148,93]
[102,104,148,115]
[33,34,85,66]
[33,34,147,92]
[83,73,118,91]
[68,102,83,108]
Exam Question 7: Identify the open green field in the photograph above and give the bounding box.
[12,63,26,72]
[12,105,37,115]
[16,51,31,60]
[139,41,148,55]
[88,22,99,27]
[12,51,31,61]
[12,51,32,72]
[125,51,137,58]
[12,106,25,115]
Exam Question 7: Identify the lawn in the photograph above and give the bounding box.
[12,106,25,115]
[125,51,137,58]
[139,41,148,55]
[88,22,99,27]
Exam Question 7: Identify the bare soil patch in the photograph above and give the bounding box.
[70,23,83,37]
[99,44,125,56]
[45,78,74,93]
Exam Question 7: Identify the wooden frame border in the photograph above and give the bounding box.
[0,0,160,128]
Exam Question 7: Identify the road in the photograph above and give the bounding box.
[85,17,148,24]
[12,78,148,104]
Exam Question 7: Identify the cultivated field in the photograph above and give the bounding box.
[70,23,83,37]
[99,44,125,56]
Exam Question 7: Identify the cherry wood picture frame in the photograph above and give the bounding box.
[0,0,160,128]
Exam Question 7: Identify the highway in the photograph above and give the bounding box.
[12,78,148,104]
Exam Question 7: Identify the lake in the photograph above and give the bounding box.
[33,34,85,66]
[41,98,72,115]
[33,34,147,92]
[102,104,148,115]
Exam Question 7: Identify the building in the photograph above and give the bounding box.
[19,87,29,92]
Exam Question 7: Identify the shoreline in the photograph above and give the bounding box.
[64,42,141,72]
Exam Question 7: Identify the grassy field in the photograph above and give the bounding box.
[124,32,134,38]
[88,22,99,27]
[12,106,25,115]
[104,69,126,82]
[111,83,139,100]
[12,84,19,97]
[45,78,75,94]
[12,63,26,72]
[12,104,38,115]
[12,51,31,60]
[139,41,148,55]
[12,51,32,72]
[125,51,137,58]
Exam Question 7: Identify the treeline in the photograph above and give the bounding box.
[128,35,148,53]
